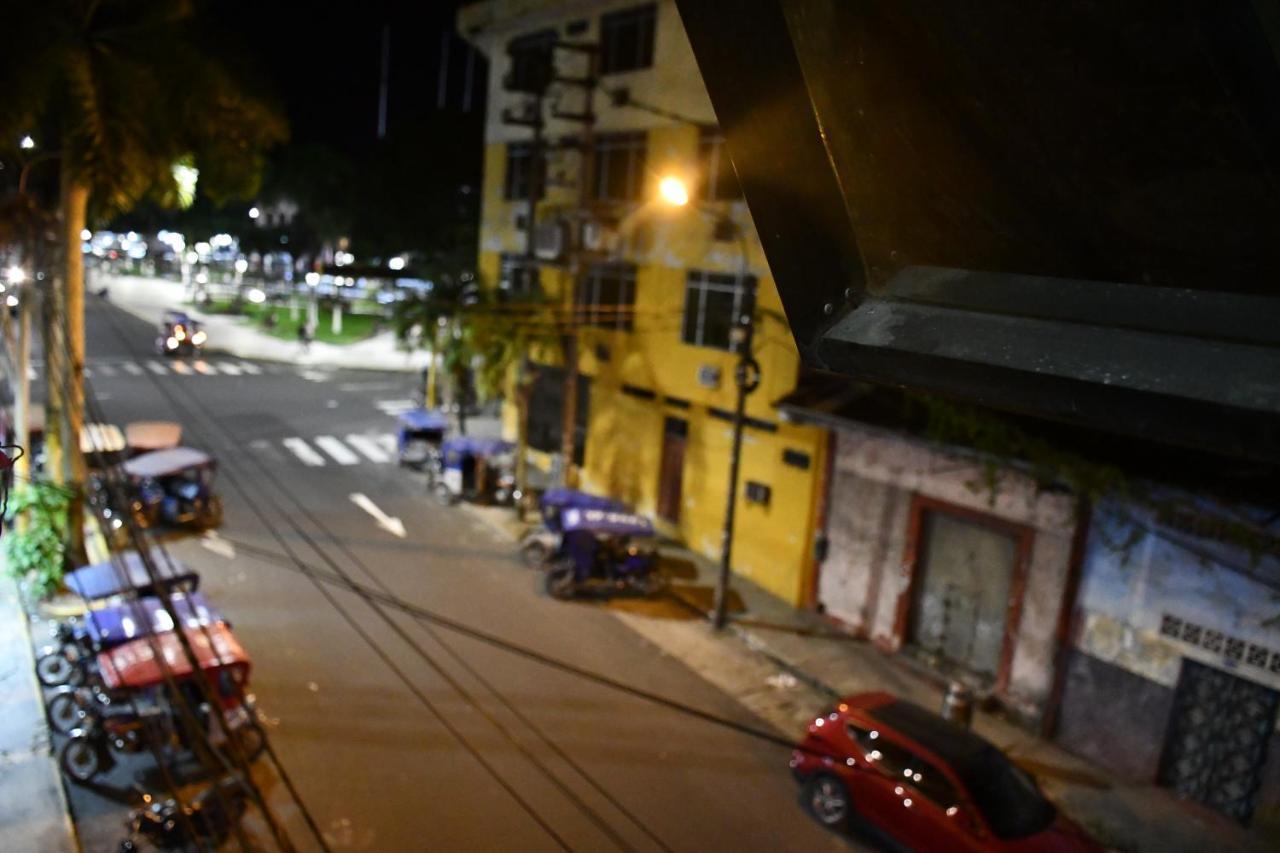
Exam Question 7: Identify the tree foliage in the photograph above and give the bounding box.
[2,482,72,600]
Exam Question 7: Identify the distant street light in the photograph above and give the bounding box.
[248,206,261,220]
[6,295,18,307]
[6,266,26,284]
[388,256,406,271]
[19,135,34,150]
[234,258,249,274]
[305,272,320,286]
[80,228,92,242]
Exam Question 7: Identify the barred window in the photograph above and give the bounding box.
[682,270,754,350]
[505,30,556,94]
[504,143,544,201]
[600,5,656,75]
[498,253,541,298]
[592,132,647,202]
[575,263,636,331]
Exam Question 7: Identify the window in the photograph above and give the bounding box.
[599,4,656,74]
[498,253,541,298]
[527,365,589,466]
[504,142,544,201]
[847,723,961,810]
[592,132,647,202]
[505,30,556,94]
[575,263,636,331]
[682,270,754,350]
[699,128,742,201]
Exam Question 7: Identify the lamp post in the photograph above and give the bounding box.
[658,175,758,630]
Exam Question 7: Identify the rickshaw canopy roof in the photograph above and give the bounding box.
[561,508,655,537]
[126,421,182,451]
[442,436,514,457]
[162,310,193,325]
[66,550,198,601]
[398,408,449,431]
[541,488,627,513]
[80,422,126,455]
[96,622,249,690]
[85,592,219,649]
[123,447,214,478]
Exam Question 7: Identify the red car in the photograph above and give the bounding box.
[790,692,1099,851]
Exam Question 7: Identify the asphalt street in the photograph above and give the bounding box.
[47,297,856,851]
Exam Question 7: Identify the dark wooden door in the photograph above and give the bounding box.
[657,417,687,523]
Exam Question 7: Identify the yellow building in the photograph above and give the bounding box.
[459,0,827,605]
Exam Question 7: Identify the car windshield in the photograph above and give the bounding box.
[953,746,1055,840]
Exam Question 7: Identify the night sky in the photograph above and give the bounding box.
[217,1,483,155]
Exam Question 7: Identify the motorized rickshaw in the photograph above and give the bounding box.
[155,310,206,357]
[397,407,449,471]
[81,422,127,468]
[58,622,265,784]
[65,550,200,602]
[433,436,516,506]
[543,508,663,599]
[121,447,223,530]
[42,592,221,733]
[519,488,628,567]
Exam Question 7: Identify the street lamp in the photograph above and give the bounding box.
[248,206,261,220]
[657,175,758,630]
[19,135,34,150]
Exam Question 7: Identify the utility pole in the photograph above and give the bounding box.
[712,238,759,630]
[377,24,391,140]
[550,39,599,487]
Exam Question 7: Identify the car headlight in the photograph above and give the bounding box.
[173,326,185,341]
[191,330,206,345]
[165,336,178,349]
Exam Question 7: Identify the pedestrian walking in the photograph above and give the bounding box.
[297,323,312,354]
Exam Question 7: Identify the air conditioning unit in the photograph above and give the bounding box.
[533,221,566,260]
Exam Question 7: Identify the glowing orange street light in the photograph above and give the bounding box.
[658,175,690,207]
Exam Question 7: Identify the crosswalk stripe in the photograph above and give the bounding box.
[122,362,143,376]
[191,360,216,375]
[375,399,417,416]
[96,364,117,377]
[237,361,262,375]
[217,362,242,376]
[170,361,192,375]
[314,435,360,465]
[374,434,398,456]
[345,434,392,464]
[146,360,168,375]
[281,437,326,466]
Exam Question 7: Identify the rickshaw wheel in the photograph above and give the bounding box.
[47,690,90,734]
[36,650,79,687]
[433,481,455,506]
[520,540,549,568]
[544,566,577,600]
[200,496,224,529]
[59,735,101,782]
[228,721,267,763]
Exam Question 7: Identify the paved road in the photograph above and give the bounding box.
[52,298,856,851]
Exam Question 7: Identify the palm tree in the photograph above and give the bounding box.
[0,0,286,557]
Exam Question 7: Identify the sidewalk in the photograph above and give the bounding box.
[103,273,431,373]
[0,575,79,853]
[464,502,1269,853]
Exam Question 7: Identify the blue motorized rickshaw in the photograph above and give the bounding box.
[121,446,223,531]
[155,310,207,356]
[519,488,628,567]
[433,436,517,505]
[64,550,200,602]
[543,508,663,599]
[397,407,449,471]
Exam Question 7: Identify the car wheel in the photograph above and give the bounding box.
[36,650,78,687]
[47,689,92,734]
[59,735,101,783]
[230,721,267,763]
[803,772,853,830]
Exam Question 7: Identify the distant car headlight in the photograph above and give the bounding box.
[165,336,179,350]
[191,330,207,345]
[173,325,185,341]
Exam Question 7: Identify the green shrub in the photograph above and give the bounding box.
[2,481,71,599]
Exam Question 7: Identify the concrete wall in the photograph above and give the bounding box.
[821,424,1077,714]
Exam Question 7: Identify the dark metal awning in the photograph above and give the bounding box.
[678,0,1280,461]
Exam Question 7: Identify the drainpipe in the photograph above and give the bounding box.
[1041,497,1093,738]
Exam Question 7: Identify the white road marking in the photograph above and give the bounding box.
[349,493,406,538]
[217,362,242,376]
[170,361,192,375]
[146,360,168,375]
[201,531,236,559]
[345,434,392,464]
[122,362,144,376]
[314,435,360,465]
[281,437,326,466]
[237,361,262,375]
[191,360,216,375]
[98,364,118,377]
[374,434,398,456]
[375,399,417,416]
[300,369,330,383]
